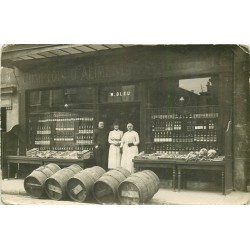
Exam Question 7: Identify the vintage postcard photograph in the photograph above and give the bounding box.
[1,44,250,206]
[1,2,250,250]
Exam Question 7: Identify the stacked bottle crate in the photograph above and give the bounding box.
[146,106,219,154]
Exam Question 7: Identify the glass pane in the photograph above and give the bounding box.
[51,89,64,106]
[29,90,50,112]
[148,77,218,108]
[178,77,218,106]
[30,91,42,106]
[74,87,94,104]
[50,87,94,108]
[147,80,176,108]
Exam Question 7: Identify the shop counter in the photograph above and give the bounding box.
[5,155,85,179]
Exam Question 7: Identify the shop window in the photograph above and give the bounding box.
[146,77,221,155]
[178,77,218,106]
[29,91,42,107]
[30,87,94,109]
[29,87,94,111]
[72,87,94,104]
[51,87,94,108]
[147,80,176,108]
[51,89,64,107]
[28,86,96,153]
[148,77,218,108]
[29,90,50,112]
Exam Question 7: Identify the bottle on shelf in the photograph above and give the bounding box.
[213,131,217,142]
[153,132,156,142]
[157,131,160,142]
[168,131,172,142]
[172,132,176,143]
[158,132,161,142]
[203,119,207,130]
[178,121,182,130]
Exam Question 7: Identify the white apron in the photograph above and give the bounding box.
[120,131,140,174]
[108,130,123,169]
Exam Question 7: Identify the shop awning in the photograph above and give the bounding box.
[1,44,137,68]
[2,44,249,75]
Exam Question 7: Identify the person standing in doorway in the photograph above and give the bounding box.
[120,123,140,173]
[108,122,123,169]
[93,121,109,170]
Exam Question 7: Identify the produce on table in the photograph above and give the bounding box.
[135,148,223,161]
[207,149,217,158]
[198,148,208,157]
[26,148,90,159]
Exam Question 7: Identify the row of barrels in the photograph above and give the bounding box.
[24,164,160,205]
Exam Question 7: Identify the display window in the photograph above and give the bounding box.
[146,77,221,154]
[28,86,95,154]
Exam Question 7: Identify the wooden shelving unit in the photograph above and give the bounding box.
[28,110,95,154]
[146,105,219,154]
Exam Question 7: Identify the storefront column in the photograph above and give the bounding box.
[18,90,27,144]
[140,82,146,152]
[217,74,233,156]
[16,65,28,149]
[232,46,250,191]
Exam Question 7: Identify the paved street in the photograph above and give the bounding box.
[1,176,250,205]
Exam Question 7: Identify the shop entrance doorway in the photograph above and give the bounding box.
[99,103,140,134]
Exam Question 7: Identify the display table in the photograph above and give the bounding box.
[6,155,85,179]
[176,160,226,194]
[133,157,232,195]
[133,158,177,191]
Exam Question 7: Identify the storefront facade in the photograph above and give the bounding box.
[1,67,19,173]
[1,44,249,191]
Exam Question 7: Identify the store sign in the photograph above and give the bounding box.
[110,91,131,97]
[16,50,231,90]
[17,62,131,87]
[102,85,138,103]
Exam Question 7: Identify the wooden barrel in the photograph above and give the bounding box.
[24,163,61,198]
[143,170,160,193]
[45,164,82,200]
[118,170,160,205]
[67,166,106,202]
[93,167,131,204]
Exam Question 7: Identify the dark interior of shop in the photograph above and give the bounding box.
[99,103,140,133]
